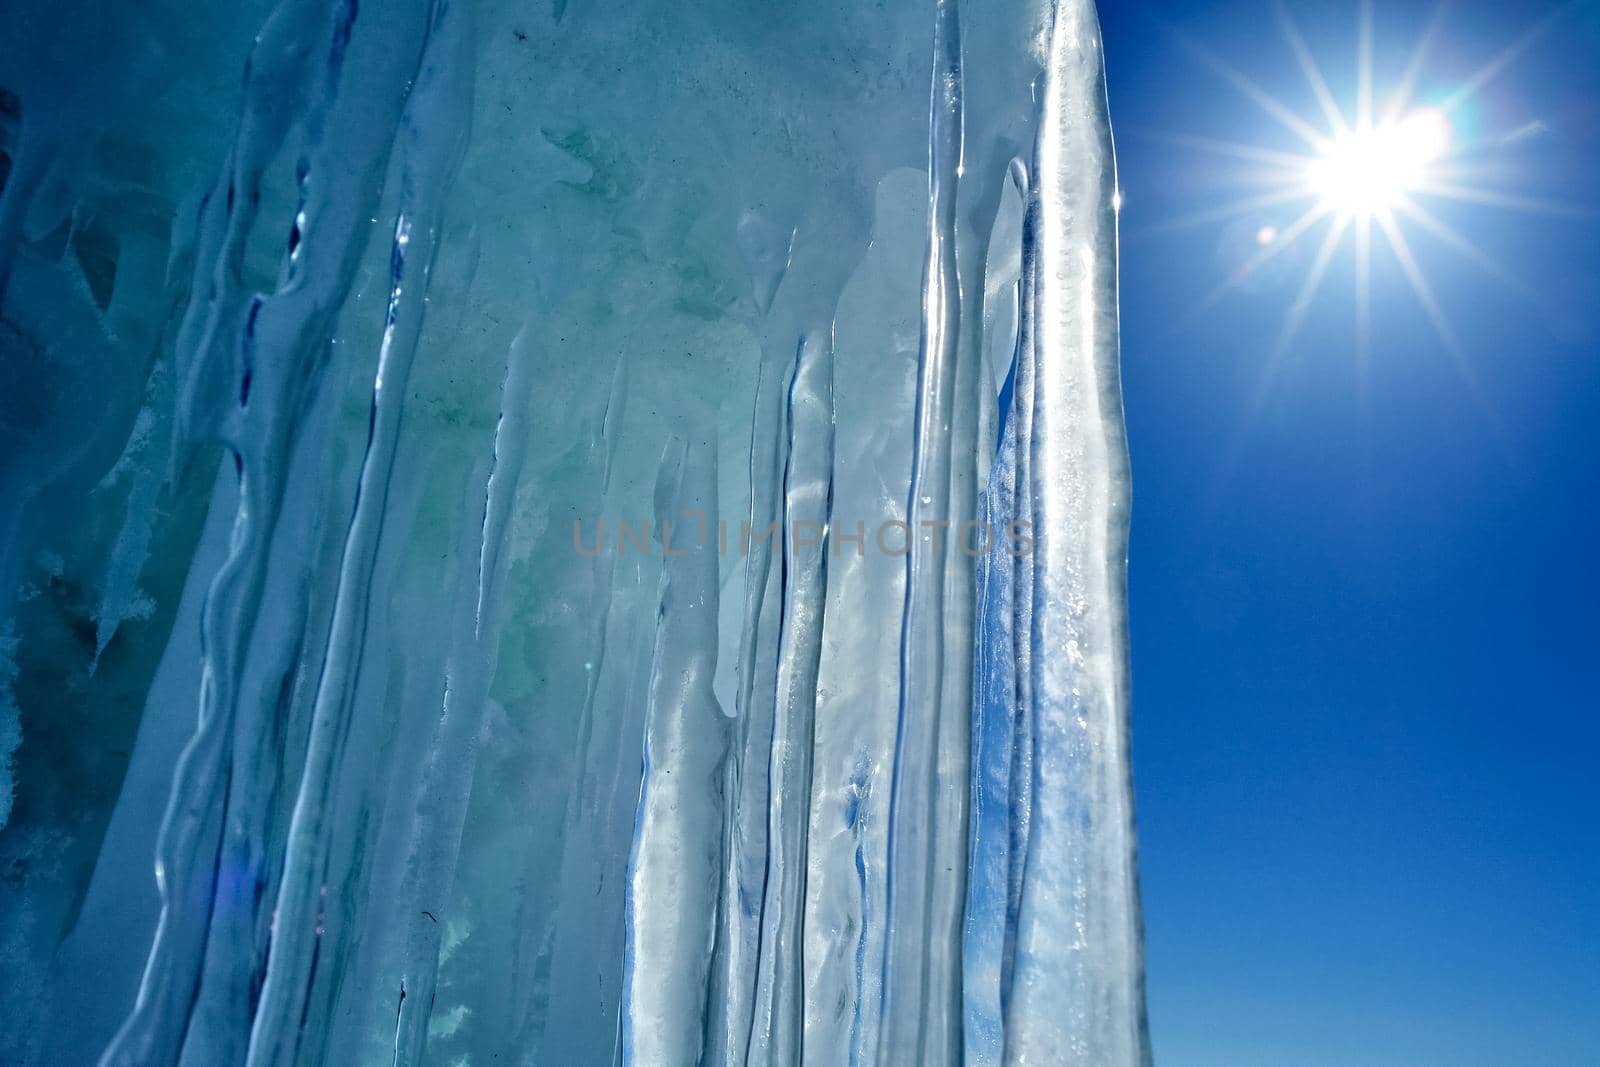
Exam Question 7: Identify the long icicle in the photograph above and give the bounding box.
[99,2,433,1063]
[244,1,474,1061]
[704,352,787,1067]
[534,357,637,1063]
[389,306,531,1067]
[879,0,965,1061]
[620,439,729,1067]
[1001,1,1150,1063]
[745,331,835,1065]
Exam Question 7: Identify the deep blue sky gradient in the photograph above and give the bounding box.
[1101,2,1600,1062]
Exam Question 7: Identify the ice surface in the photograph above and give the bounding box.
[0,0,1148,1063]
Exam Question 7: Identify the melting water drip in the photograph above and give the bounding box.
[0,0,1148,1064]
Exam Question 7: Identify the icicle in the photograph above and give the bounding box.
[529,605,657,1059]
[879,0,968,1061]
[703,352,788,1067]
[964,155,1035,1067]
[388,310,531,1067]
[99,2,435,1063]
[745,331,835,1065]
[530,356,639,1064]
[167,0,342,470]
[621,438,729,1067]
[5,0,1154,1061]
[243,1,473,1062]
[980,2,1151,1063]
[736,210,797,317]
[313,482,459,1067]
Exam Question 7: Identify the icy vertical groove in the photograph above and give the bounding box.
[534,359,639,1063]
[879,0,965,1062]
[99,2,432,1063]
[1001,162,1040,1048]
[169,0,350,467]
[389,311,529,1067]
[746,332,835,1066]
[998,1,1150,1063]
[621,440,729,1067]
[243,2,471,1062]
[963,157,1038,1067]
[706,355,787,1067]
[963,433,1014,1064]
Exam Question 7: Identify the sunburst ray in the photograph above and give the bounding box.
[1381,1,1448,125]
[1441,4,1571,114]
[1356,0,1375,132]
[1176,34,1331,151]
[1420,182,1597,220]
[1395,198,1542,302]
[1131,129,1316,172]
[1133,187,1316,238]
[1162,203,1332,334]
[1276,3,1347,138]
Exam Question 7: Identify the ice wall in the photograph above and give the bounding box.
[0,0,1149,1063]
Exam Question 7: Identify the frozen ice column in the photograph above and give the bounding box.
[965,1,1152,1064]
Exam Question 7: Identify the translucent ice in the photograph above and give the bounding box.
[0,0,1148,1063]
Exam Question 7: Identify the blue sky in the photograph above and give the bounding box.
[1100,2,1600,1062]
